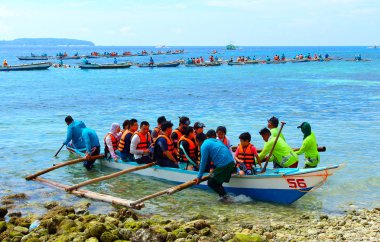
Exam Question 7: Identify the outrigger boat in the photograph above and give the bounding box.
[228,61,245,65]
[65,147,343,205]
[79,62,132,69]
[137,61,180,68]
[17,55,48,61]
[0,62,52,71]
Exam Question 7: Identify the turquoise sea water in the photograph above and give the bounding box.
[0,46,379,222]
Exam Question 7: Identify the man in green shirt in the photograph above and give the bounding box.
[258,128,298,168]
[296,122,320,168]
[268,116,286,141]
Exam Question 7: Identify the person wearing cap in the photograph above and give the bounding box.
[104,123,122,161]
[154,121,179,168]
[194,122,205,136]
[130,121,153,164]
[194,129,235,201]
[258,128,298,168]
[193,122,205,163]
[296,122,320,168]
[63,115,87,150]
[171,116,191,149]
[267,116,286,141]
[82,127,100,170]
[152,116,167,141]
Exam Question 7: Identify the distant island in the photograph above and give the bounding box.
[0,38,95,46]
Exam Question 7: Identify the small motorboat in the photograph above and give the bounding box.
[0,62,52,71]
[79,62,132,69]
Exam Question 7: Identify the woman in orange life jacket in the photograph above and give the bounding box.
[104,123,122,161]
[151,116,166,142]
[171,116,191,149]
[117,118,138,161]
[216,126,232,153]
[178,126,198,170]
[130,121,153,164]
[234,132,262,176]
[154,121,179,168]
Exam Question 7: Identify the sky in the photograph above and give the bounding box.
[0,0,379,46]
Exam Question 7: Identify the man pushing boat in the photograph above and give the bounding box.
[193,129,235,201]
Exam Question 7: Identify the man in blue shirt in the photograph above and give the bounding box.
[194,130,235,199]
[82,127,100,170]
[63,116,86,150]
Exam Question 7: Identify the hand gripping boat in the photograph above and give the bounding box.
[67,147,344,205]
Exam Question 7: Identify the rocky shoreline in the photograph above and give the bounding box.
[0,194,379,241]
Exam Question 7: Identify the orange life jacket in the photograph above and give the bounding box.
[118,130,133,152]
[104,133,118,154]
[156,135,175,157]
[220,137,228,147]
[237,144,256,170]
[133,132,151,151]
[178,136,196,162]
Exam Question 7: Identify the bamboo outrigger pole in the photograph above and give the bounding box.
[25,155,104,180]
[35,177,143,210]
[131,175,210,209]
[65,162,157,192]
[261,121,286,173]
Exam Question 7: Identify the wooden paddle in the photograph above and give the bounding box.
[131,175,210,209]
[261,122,286,173]
[231,146,326,153]
[25,155,104,180]
[65,162,156,192]
[54,144,65,157]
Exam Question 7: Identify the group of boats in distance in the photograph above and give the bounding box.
[0,56,371,71]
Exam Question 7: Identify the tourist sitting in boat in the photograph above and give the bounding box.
[200,56,204,63]
[325,53,329,59]
[82,58,90,65]
[152,116,167,142]
[194,122,205,136]
[299,54,304,59]
[114,58,118,64]
[296,122,320,168]
[63,115,86,150]
[281,53,286,61]
[319,54,323,61]
[314,54,318,60]
[258,128,299,168]
[266,56,271,61]
[354,54,362,61]
[154,121,179,168]
[194,129,235,201]
[268,116,286,141]
[216,126,232,152]
[3,59,8,67]
[82,127,100,170]
[171,116,191,149]
[117,119,138,161]
[274,55,279,61]
[178,126,198,170]
[121,120,130,134]
[130,121,153,164]
[149,57,154,66]
[186,58,192,64]
[104,123,121,161]
[237,56,241,62]
[59,59,63,67]
[234,132,262,175]
[209,55,215,62]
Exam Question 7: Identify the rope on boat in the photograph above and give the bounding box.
[282,169,329,193]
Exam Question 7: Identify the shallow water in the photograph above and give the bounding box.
[0,46,379,223]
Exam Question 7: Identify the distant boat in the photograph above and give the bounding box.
[368,45,378,49]
[17,55,48,61]
[79,62,132,69]
[290,59,309,63]
[226,43,237,50]
[228,61,245,65]
[57,55,81,60]
[0,62,52,71]
[137,61,180,68]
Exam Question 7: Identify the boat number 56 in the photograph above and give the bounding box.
[286,178,307,189]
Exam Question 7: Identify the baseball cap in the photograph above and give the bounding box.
[297,122,305,129]
[194,122,205,129]
[179,116,190,125]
